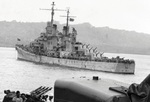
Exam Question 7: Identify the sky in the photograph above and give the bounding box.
[0,0,150,34]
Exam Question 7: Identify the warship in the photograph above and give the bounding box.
[3,74,150,102]
[15,2,135,74]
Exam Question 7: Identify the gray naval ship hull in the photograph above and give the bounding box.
[16,46,135,74]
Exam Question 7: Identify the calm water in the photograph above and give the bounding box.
[0,47,150,101]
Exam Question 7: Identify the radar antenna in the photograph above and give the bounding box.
[40,2,66,27]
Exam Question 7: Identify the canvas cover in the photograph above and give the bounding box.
[128,74,150,102]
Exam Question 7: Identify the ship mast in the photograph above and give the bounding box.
[51,2,55,27]
[66,9,69,29]
[40,2,66,26]
[61,9,76,35]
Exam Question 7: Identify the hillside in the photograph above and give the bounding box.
[0,21,150,55]
[72,23,150,55]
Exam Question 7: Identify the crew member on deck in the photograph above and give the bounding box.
[12,91,23,102]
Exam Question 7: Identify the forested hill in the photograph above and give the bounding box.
[0,21,150,55]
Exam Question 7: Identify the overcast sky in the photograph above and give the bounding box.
[0,0,150,34]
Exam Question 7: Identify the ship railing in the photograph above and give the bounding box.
[60,55,135,64]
